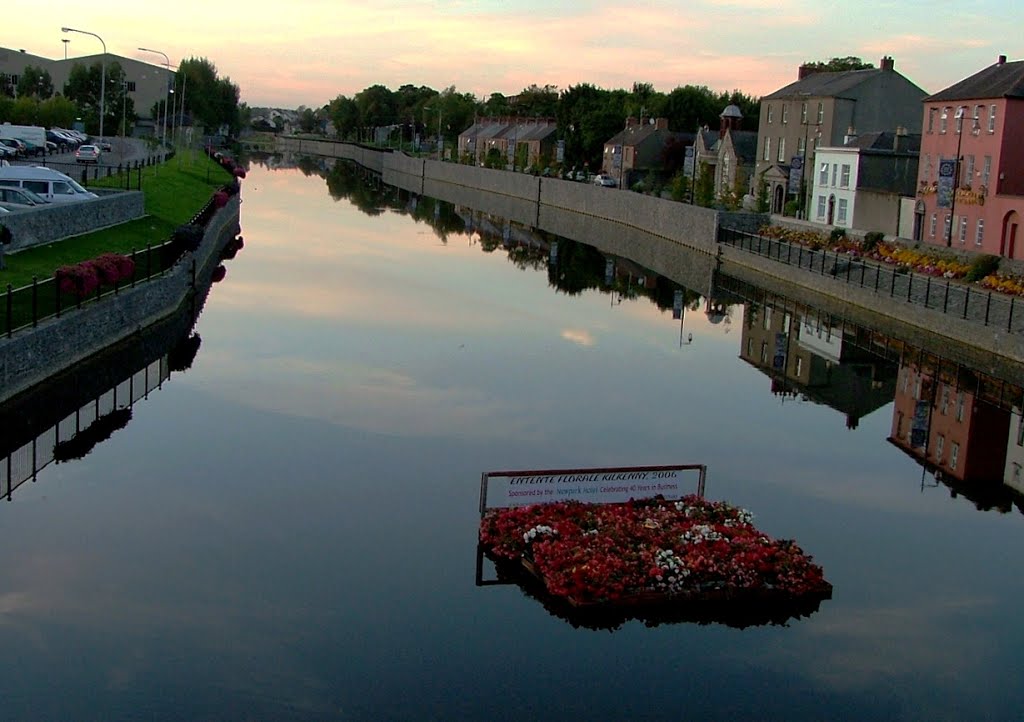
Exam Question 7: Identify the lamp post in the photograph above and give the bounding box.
[62,38,69,60]
[62,27,105,140]
[177,70,187,149]
[138,47,170,149]
[943,105,966,247]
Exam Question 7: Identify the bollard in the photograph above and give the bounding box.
[1009,297,1015,333]
[31,277,38,327]
[5,284,11,338]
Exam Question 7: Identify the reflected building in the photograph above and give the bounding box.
[739,302,897,428]
[889,356,1015,493]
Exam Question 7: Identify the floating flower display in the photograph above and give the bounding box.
[480,496,831,609]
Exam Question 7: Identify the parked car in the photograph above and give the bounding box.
[0,138,26,158]
[592,174,617,187]
[45,141,58,154]
[0,166,99,203]
[0,186,52,207]
[95,140,113,152]
[17,138,45,157]
[75,144,101,164]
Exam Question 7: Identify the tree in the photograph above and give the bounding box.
[694,162,715,207]
[514,84,558,117]
[802,56,874,72]
[297,106,317,133]
[178,57,242,135]
[354,84,397,129]
[328,95,359,139]
[482,92,510,116]
[662,85,721,132]
[63,61,130,135]
[16,66,54,99]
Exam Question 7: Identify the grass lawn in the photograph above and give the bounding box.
[0,152,234,290]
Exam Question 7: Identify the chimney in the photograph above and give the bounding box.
[798,64,816,80]
[626,117,639,128]
[880,56,894,72]
[655,117,668,130]
[893,126,907,152]
[998,54,1007,65]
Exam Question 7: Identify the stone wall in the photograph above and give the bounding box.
[2,190,145,252]
[0,195,240,404]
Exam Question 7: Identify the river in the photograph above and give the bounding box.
[0,155,1022,721]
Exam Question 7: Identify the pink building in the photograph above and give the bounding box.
[914,55,1024,257]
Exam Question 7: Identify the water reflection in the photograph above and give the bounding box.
[252,152,1024,517]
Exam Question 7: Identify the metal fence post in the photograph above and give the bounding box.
[944,281,950,313]
[1009,297,1015,333]
[985,291,992,325]
[925,277,931,308]
[963,286,970,319]
[5,284,11,338]
[31,277,38,327]
[907,272,913,301]
[890,269,896,297]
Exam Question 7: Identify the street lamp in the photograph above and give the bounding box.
[62,27,105,140]
[61,38,69,60]
[942,105,966,247]
[138,47,170,149]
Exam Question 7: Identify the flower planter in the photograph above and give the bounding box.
[480,497,832,620]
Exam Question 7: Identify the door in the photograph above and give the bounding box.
[773,185,784,214]
[827,195,836,225]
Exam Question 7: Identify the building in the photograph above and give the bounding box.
[601,117,693,187]
[1,45,173,130]
[458,117,558,169]
[810,129,921,234]
[756,57,927,217]
[689,106,757,208]
[913,55,1024,257]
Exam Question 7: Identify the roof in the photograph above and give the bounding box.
[0,165,78,182]
[720,104,743,118]
[842,130,921,154]
[765,68,885,100]
[605,124,659,147]
[724,130,759,163]
[925,59,1024,102]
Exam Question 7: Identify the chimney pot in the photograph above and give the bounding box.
[998,54,1007,65]
[880,56,895,72]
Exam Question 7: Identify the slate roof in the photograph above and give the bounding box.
[843,130,921,154]
[925,60,1024,101]
[764,68,884,99]
[728,130,759,163]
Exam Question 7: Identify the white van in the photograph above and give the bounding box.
[0,166,98,203]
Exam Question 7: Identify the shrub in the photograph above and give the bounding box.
[172,224,204,253]
[965,253,1001,282]
[862,231,884,253]
[829,227,846,243]
[55,263,100,297]
[783,200,799,217]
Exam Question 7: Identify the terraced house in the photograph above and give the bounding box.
[914,55,1024,258]
[756,57,927,217]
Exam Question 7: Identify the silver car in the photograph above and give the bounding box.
[0,186,51,207]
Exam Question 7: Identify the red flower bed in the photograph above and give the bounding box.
[480,497,830,607]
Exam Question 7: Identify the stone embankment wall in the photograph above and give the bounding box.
[0,195,241,404]
[2,190,145,252]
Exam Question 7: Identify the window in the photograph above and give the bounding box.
[760,341,768,363]
[817,195,827,219]
[776,137,785,162]
[763,136,770,161]
[936,435,945,461]
[950,442,960,470]
[126,81,136,92]
[1017,413,1024,446]
[976,219,984,246]
[965,155,975,183]
[944,214,952,239]
[956,391,965,421]
[989,104,997,132]
[819,162,828,186]
[840,164,850,188]
[797,136,805,155]
[831,164,838,186]
[782,105,788,124]
[955,110,963,135]
[24,180,48,194]
[801,102,808,123]
[960,216,968,243]
[767,105,773,124]
[940,107,949,134]
[928,107,937,133]
[837,198,848,224]
[764,306,773,330]
[925,154,933,181]
[941,386,950,414]
[816,102,824,124]
[914,376,922,400]
[747,338,753,356]
[796,356,803,376]
[52,181,72,195]
[720,153,730,190]
[973,105,982,131]
[982,156,992,188]
[930,213,937,237]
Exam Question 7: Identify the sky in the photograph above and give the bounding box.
[5,1,1018,109]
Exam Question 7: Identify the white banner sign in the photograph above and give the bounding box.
[480,465,705,512]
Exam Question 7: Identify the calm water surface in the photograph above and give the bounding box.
[2,161,1023,721]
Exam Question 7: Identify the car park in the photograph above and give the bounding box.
[0,166,99,203]
[75,144,101,164]
[0,138,26,158]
